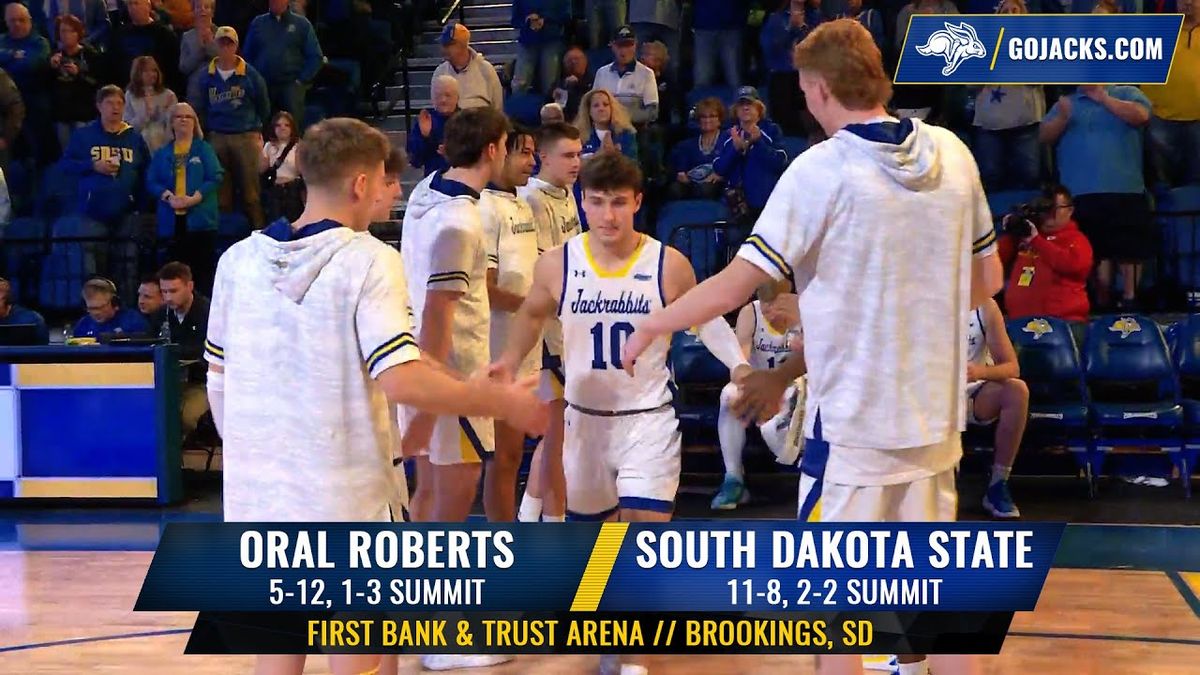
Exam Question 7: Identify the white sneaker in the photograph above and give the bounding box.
[599,655,648,675]
[420,654,514,671]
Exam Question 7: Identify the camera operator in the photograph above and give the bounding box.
[998,184,1094,322]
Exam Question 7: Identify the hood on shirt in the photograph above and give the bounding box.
[527,176,570,200]
[834,117,943,192]
[249,219,358,303]
[405,171,480,220]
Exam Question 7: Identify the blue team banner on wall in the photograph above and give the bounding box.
[895,14,1183,84]
[136,523,1063,613]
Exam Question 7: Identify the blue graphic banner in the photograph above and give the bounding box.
[895,14,1183,84]
[136,523,1063,613]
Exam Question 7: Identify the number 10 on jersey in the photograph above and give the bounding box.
[590,321,635,370]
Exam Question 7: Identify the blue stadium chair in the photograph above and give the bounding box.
[669,329,729,435]
[39,215,107,312]
[1083,314,1185,492]
[1162,315,1200,497]
[216,212,252,258]
[38,162,81,220]
[779,136,809,162]
[586,49,611,78]
[1154,186,1200,306]
[1005,316,1094,490]
[655,199,732,282]
[1,216,48,305]
[504,92,546,128]
[986,189,1040,222]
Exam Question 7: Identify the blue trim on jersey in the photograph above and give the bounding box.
[844,117,914,146]
[458,417,488,461]
[541,341,563,371]
[799,410,829,480]
[741,234,793,280]
[366,332,417,374]
[619,496,674,513]
[797,476,823,521]
[656,243,667,307]
[557,245,569,317]
[431,171,481,200]
[262,218,343,241]
[566,505,619,521]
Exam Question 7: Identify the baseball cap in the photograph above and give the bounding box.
[440,22,470,46]
[735,86,761,103]
[612,25,636,45]
[214,25,238,44]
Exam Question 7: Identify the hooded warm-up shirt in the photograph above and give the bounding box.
[737,117,997,487]
[204,219,419,522]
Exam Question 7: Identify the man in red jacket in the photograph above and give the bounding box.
[999,185,1094,322]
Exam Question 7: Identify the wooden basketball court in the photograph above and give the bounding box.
[2,537,1198,674]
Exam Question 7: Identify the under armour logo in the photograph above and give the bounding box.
[573,270,587,278]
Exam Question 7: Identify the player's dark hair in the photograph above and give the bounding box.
[535,122,581,153]
[443,107,511,168]
[157,261,193,283]
[579,151,643,195]
[506,123,535,152]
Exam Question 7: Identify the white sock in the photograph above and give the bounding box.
[542,515,565,522]
[517,494,543,522]
[717,383,746,481]
[897,660,928,675]
[991,464,1011,486]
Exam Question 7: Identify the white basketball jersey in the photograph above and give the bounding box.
[520,176,582,361]
[966,305,992,367]
[749,301,791,371]
[481,185,538,361]
[560,233,671,412]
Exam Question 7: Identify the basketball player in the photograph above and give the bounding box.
[494,151,747,675]
[515,122,583,523]
[481,125,539,521]
[203,118,546,675]
[712,279,804,510]
[966,297,1028,519]
[621,20,1003,675]
[401,107,509,526]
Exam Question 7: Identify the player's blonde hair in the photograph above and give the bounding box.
[574,89,635,139]
[297,118,390,190]
[793,19,892,111]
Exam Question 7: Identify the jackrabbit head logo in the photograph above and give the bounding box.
[915,21,987,76]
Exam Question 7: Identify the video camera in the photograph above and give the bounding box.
[1002,195,1055,239]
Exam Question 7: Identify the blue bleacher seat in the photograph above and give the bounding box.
[986,189,1040,222]
[1163,315,1200,496]
[39,162,80,220]
[1155,186,1200,305]
[656,200,733,282]
[39,215,107,312]
[216,212,252,257]
[780,136,809,162]
[504,92,546,128]
[1,216,48,305]
[669,329,729,433]
[685,85,737,111]
[1005,316,1094,488]
[1083,314,1186,493]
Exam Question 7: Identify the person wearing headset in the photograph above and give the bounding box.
[73,277,150,338]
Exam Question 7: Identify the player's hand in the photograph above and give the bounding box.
[499,374,549,437]
[485,359,516,384]
[620,328,656,377]
[732,368,788,424]
[401,412,436,457]
[966,362,984,382]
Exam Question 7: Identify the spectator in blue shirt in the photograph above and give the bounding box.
[841,0,885,55]
[73,277,149,338]
[1040,85,1152,309]
[60,85,151,223]
[512,0,571,95]
[668,96,728,200]
[243,0,324,128]
[713,86,789,219]
[761,0,822,138]
[0,277,49,344]
[407,75,459,177]
[0,3,52,165]
[692,0,748,88]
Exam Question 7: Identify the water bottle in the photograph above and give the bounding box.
[160,316,171,343]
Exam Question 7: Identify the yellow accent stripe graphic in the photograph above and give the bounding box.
[583,233,645,278]
[1181,572,1200,601]
[990,27,1005,71]
[204,339,224,358]
[742,235,793,279]
[807,498,822,523]
[19,478,157,498]
[571,522,630,611]
[16,363,154,388]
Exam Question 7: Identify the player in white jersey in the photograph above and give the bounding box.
[711,279,804,510]
[203,118,545,675]
[621,21,1004,675]
[495,151,746,675]
[481,125,539,521]
[514,122,583,523]
[965,297,1028,519]
[401,107,509,524]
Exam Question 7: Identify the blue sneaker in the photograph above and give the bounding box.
[711,475,749,510]
[983,480,1020,518]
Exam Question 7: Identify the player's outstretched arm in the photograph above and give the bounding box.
[660,246,751,377]
[378,361,548,438]
[623,256,769,374]
[492,247,564,381]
